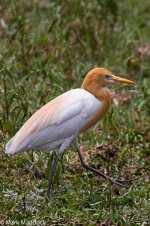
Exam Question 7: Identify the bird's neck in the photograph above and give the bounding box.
[95,87,111,103]
[82,82,111,103]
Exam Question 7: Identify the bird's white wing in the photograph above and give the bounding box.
[5,89,101,153]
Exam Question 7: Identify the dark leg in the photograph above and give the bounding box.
[46,153,61,203]
[77,148,138,188]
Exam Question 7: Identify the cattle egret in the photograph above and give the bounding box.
[5,68,136,201]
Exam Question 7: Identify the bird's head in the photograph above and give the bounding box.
[82,68,135,91]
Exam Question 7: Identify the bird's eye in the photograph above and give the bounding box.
[105,74,111,79]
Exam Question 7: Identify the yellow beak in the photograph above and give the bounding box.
[112,76,135,84]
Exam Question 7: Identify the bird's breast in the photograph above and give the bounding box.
[82,88,111,131]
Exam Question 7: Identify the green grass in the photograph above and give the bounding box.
[0,0,150,225]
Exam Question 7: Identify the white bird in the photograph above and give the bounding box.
[5,68,136,201]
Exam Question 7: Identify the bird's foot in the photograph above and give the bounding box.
[106,176,139,188]
[45,196,50,203]
[45,189,67,203]
[49,189,67,196]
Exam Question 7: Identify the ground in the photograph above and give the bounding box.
[0,0,149,225]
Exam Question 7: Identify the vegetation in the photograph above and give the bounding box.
[0,0,149,225]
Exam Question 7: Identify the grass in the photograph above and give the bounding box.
[0,0,150,225]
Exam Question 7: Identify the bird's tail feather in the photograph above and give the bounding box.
[5,136,19,154]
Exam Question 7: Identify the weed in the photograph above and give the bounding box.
[0,0,149,225]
